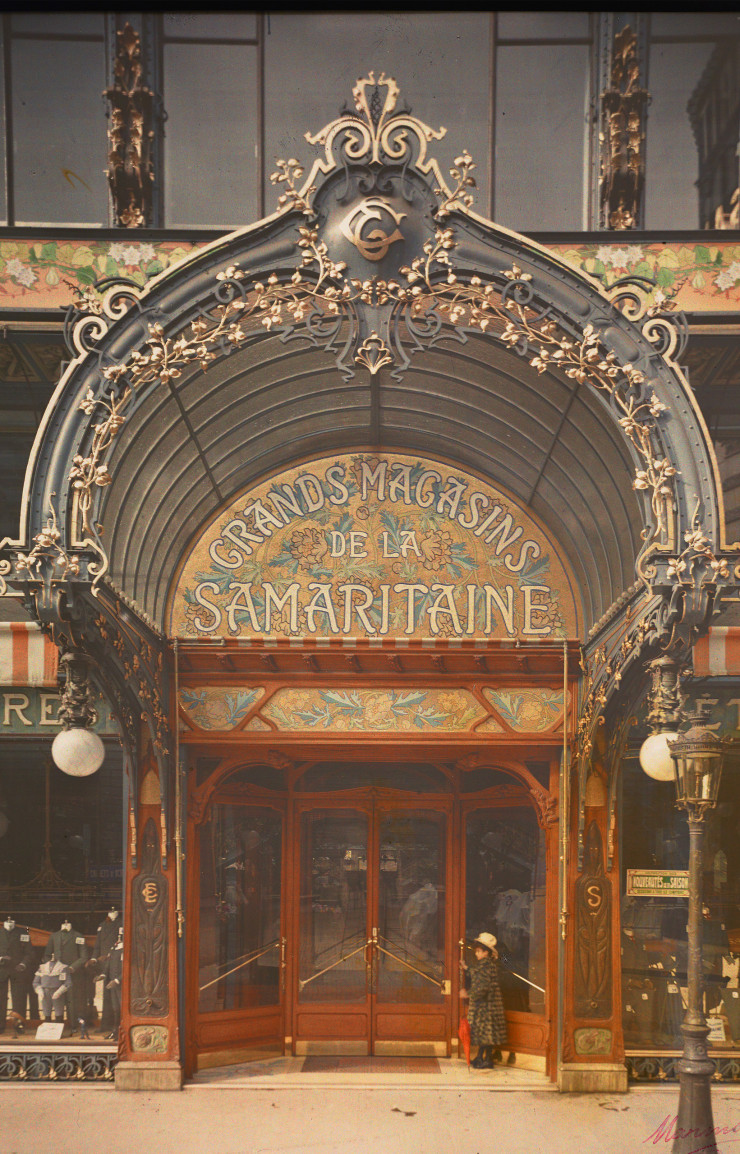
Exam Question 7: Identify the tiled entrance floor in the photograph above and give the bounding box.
[190,1053,552,1090]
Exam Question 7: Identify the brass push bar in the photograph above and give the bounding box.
[199,938,280,992]
[298,942,366,991]
[376,933,446,991]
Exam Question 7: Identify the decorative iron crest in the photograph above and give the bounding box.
[302,72,448,184]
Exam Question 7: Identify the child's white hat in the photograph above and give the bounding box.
[473,932,497,952]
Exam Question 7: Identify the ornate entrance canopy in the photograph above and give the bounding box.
[0,72,737,819]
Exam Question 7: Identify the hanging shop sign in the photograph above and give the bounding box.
[626,869,689,898]
[170,453,580,642]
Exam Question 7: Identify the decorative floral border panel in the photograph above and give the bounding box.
[179,686,264,730]
[0,238,202,310]
[482,687,566,732]
[2,236,740,313]
[548,240,740,312]
[178,684,569,735]
[261,688,485,732]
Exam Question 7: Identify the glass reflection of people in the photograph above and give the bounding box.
[400,879,437,958]
[703,903,729,1012]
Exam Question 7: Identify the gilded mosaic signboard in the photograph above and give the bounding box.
[170,453,579,641]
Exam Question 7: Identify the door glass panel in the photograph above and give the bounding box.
[466,807,546,1013]
[296,762,450,792]
[299,811,368,1002]
[198,806,282,1012]
[377,813,445,1004]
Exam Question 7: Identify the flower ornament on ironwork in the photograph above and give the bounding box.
[13,503,80,581]
[664,508,731,586]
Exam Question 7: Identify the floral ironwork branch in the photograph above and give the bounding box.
[434,150,477,218]
[270,158,315,217]
[13,502,80,581]
[390,230,677,544]
[666,503,730,584]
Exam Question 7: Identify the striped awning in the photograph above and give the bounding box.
[0,622,58,686]
[693,628,740,677]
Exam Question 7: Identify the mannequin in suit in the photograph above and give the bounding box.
[90,908,122,1032]
[0,917,34,1032]
[43,918,89,1027]
[104,927,123,1039]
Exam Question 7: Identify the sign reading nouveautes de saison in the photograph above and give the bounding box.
[626,870,689,898]
[170,454,580,641]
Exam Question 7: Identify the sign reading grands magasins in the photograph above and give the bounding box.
[170,454,580,641]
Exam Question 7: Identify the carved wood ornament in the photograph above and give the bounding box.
[130,818,169,1016]
[574,822,612,1018]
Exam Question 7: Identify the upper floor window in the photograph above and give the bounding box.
[0,12,736,232]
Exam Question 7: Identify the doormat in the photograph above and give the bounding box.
[302,1056,440,1074]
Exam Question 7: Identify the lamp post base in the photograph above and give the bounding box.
[672,1020,717,1154]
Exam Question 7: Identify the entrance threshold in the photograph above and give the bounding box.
[188,1053,553,1091]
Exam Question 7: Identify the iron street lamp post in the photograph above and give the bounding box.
[667,708,729,1154]
[671,806,716,1154]
[639,680,733,1154]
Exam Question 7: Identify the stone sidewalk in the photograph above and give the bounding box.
[4,1081,740,1154]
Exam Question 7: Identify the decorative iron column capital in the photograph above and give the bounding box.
[645,653,686,734]
[57,649,99,730]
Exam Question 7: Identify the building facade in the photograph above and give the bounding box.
[1,13,740,1093]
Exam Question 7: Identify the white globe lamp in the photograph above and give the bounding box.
[638,730,680,781]
[51,726,105,777]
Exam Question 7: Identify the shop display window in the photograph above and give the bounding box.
[620,688,740,1051]
[0,743,123,1045]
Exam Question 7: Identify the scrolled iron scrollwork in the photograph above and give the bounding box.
[304,72,446,188]
[625,1055,740,1083]
[605,275,689,362]
[64,277,146,358]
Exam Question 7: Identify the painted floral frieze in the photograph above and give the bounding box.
[482,687,566,732]
[179,686,264,730]
[261,688,485,732]
[0,238,200,310]
[550,241,740,312]
[2,237,740,314]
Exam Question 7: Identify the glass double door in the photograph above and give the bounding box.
[294,803,450,1054]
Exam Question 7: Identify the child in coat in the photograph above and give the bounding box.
[461,931,507,1069]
